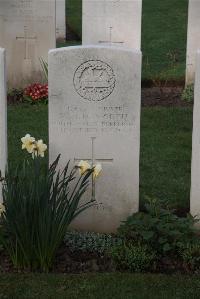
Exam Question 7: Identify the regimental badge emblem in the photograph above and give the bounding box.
[73,60,116,101]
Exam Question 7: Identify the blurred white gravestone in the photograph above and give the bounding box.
[0,48,7,201]
[49,45,141,233]
[82,0,142,49]
[190,51,200,217]
[56,0,66,41]
[0,0,56,88]
[186,0,200,85]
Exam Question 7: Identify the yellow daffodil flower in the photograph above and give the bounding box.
[78,160,91,175]
[93,163,102,179]
[33,139,48,158]
[0,203,5,216]
[21,134,36,153]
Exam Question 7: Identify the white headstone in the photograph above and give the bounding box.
[0,48,7,201]
[186,0,200,85]
[82,0,142,49]
[49,45,141,233]
[56,0,66,41]
[190,50,200,216]
[0,0,56,88]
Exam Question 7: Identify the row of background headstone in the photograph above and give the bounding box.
[0,0,199,87]
[0,0,142,88]
[83,0,200,85]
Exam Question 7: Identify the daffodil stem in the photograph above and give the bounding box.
[91,137,96,201]
[92,176,95,201]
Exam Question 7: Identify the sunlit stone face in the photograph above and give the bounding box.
[49,46,142,233]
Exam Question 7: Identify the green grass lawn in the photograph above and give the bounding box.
[65,0,188,81]
[8,104,48,164]
[1,273,200,298]
[140,107,192,211]
[8,105,192,211]
[142,0,188,81]
[66,0,82,39]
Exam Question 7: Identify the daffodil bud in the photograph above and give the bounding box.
[78,160,91,175]
[34,139,48,158]
[93,163,102,179]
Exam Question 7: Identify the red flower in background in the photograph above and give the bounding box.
[24,83,48,102]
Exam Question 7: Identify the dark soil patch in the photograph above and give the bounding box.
[66,21,81,41]
[141,87,192,107]
[53,244,114,274]
[0,249,13,273]
[0,244,197,275]
[7,89,24,105]
[0,245,114,274]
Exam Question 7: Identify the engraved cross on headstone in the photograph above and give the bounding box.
[16,26,37,59]
[98,26,124,46]
[74,137,113,203]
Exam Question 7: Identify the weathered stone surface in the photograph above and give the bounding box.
[0,0,56,88]
[56,0,66,41]
[190,51,200,217]
[49,45,141,233]
[0,48,7,200]
[186,0,200,85]
[82,0,142,49]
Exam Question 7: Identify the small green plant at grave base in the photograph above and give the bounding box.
[0,134,102,272]
[110,242,156,273]
[0,207,5,253]
[64,231,122,255]
[39,57,48,82]
[181,84,194,102]
[7,88,24,104]
[118,198,198,256]
[143,50,179,89]
[179,242,200,272]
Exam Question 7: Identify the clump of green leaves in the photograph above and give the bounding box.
[118,198,198,256]
[181,84,194,102]
[64,231,122,255]
[0,155,94,272]
[110,242,156,272]
[7,88,23,104]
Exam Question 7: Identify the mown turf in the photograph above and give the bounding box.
[66,0,189,81]
[140,107,192,210]
[66,0,82,39]
[8,104,48,165]
[0,273,200,298]
[142,0,188,80]
[8,105,192,211]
